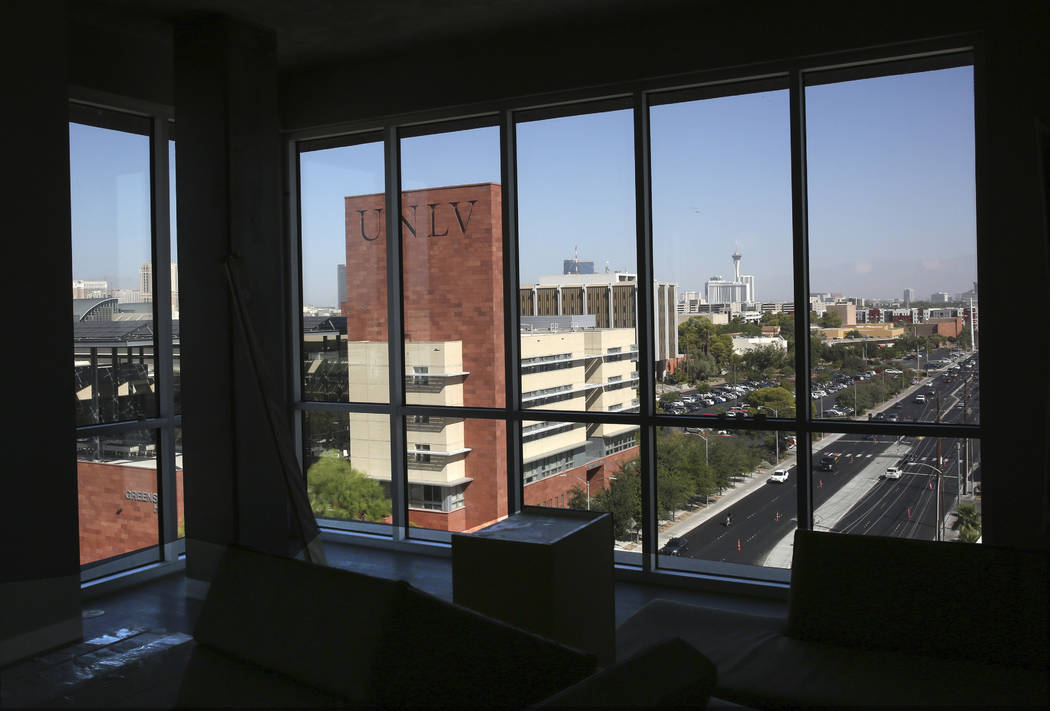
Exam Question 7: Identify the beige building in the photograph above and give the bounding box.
[817,323,906,339]
[345,319,639,517]
[826,303,857,327]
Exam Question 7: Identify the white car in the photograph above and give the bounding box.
[885,466,902,479]
[769,469,790,483]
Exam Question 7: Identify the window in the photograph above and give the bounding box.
[70,103,182,578]
[293,48,982,582]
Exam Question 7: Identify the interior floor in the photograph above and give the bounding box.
[2,539,783,708]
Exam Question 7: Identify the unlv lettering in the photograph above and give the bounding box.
[449,200,477,235]
[359,200,481,241]
[358,208,383,241]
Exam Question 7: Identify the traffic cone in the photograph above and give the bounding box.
[737,538,741,551]
[907,507,911,519]
[819,479,823,489]
[776,511,780,522]
[929,479,933,490]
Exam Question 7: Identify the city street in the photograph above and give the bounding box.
[660,350,979,566]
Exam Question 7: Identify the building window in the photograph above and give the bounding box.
[70,103,182,578]
[293,48,982,584]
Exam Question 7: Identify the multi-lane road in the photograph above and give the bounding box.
[665,351,979,565]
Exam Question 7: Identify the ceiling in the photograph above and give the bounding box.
[73,0,699,69]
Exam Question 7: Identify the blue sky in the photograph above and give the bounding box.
[72,66,976,307]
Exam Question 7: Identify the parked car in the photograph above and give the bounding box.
[769,469,790,483]
[661,537,689,556]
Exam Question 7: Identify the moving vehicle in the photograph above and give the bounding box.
[769,469,790,483]
[819,453,837,471]
[885,466,902,479]
[661,537,689,556]
[915,394,926,404]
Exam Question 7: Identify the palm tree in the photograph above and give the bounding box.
[952,502,981,543]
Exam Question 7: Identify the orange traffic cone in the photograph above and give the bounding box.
[907,507,911,519]
[929,479,933,490]
[819,479,823,489]
[776,511,780,522]
[737,538,741,551]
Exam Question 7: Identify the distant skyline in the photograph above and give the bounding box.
[72,66,976,308]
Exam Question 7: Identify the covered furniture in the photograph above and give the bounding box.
[617,530,1048,708]
[169,545,717,708]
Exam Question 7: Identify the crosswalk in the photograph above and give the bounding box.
[822,451,939,462]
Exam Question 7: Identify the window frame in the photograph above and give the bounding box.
[68,96,184,584]
[291,38,983,591]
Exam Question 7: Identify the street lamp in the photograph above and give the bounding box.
[694,431,711,505]
[755,406,779,464]
[902,461,944,541]
[560,473,591,510]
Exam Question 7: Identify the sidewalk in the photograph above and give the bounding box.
[621,376,941,553]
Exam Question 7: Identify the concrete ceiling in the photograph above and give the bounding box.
[73,0,699,69]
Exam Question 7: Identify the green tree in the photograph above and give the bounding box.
[571,459,642,540]
[952,502,981,543]
[709,333,734,369]
[845,329,862,338]
[307,449,392,522]
[747,386,796,418]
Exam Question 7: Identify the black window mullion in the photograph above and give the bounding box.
[384,125,408,540]
[633,90,657,572]
[789,68,814,533]
[500,109,524,515]
[150,116,178,555]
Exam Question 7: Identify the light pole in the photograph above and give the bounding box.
[755,406,779,463]
[695,431,711,505]
[559,472,590,509]
[903,461,944,541]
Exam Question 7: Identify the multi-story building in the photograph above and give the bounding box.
[903,287,915,304]
[825,303,856,327]
[342,183,640,532]
[519,272,678,371]
[72,279,109,299]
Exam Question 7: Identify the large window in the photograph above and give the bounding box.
[294,48,983,580]
[70,104,182,578]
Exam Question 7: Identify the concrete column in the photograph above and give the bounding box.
[175,16,292,589]
[0,0,83,666]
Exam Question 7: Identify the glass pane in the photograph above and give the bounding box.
[812,433,981,543]
[70,122,157,425]
[806,66,978,424]
[516,110,639,411]
[405,416,506,534]
[170,138,181,415]
[300,140,386,402]
[657,426,798,571]
[77,429,160,566]
[523,420,640,550]
[399,126,503,407]
[651,87,794,400]
[303,411,393,525]
[175,425,185,539]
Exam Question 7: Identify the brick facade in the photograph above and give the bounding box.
[77,461,184,565]
[522,446,639,509]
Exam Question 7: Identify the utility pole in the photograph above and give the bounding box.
[936,393,943,542]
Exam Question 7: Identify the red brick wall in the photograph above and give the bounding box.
[77,461,184,565]
[344,183,506,410]
[345,184,508,532]
[523,446,640,508]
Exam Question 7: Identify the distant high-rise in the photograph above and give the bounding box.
[705,249,755,304]
[138,262,179,309]
[139,263,153,302]
[903,287,914,305]
[563,259,595,275]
